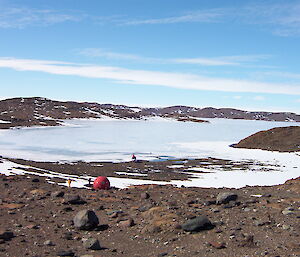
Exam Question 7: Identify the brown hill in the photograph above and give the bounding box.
[233,126,300,152]
[0,97,299,129]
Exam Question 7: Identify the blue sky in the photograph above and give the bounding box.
[0,0,300,112]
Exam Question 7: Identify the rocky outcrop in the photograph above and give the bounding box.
[232,126,300,152]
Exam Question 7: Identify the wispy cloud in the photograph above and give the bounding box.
[78,48,270,67]
[0,57,299,95]
[119,2,300,36]
[78,48,148,62]
[233,96,242,100]
[173,55,270,66]
[253,96,265,101]
[0,6,82,28]
[123,9,225,25]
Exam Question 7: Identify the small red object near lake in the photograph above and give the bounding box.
[93,176,110,190]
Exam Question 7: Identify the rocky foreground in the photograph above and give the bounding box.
[0,97,299,129]
[233,126,300,152]
[1,173,299,257]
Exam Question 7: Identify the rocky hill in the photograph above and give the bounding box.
[0,97,299,129]
[232,126,300,152]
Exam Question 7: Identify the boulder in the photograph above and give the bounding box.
[73,210,99,230]
[64,194,86,205]
[181,215,214,232]
[0,230,14,240]
[216,192,238,205]
[82,237,101,250]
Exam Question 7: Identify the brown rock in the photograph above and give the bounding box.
[119,218,134,228]
[208,241,226,249]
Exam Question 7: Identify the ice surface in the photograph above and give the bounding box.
[0,118,299,188]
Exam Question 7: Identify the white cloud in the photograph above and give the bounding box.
[0,57,299,95]
[79,48,270,67]
[0,7,82,28]
[253,96,265,101]
[123,9,225,25]
[78,48,151,62]
[120,3,300,36]
[233,96,242,100]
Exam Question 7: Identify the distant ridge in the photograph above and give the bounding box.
[0,97,299,129]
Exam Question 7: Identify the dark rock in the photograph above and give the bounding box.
[181,216,214,232]
[31,178,39,183]
[157,253,168,257]
[82,237,101,250]
[64,194,86,205]
[203,200,216,206]
[216,192,238,205]
[51,191,64,198]
[56,250,75,256]
[63,232,73,240]
[73,210,99,230]
[0,230,14,240]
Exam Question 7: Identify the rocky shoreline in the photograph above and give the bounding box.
[0,172,299,257]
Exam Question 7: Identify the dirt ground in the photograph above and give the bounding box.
[0,168,299,257]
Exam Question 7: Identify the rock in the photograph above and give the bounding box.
[56,250,75,256]
[44,240,54,246]
[239,235,255,247]
[26,224,39,229]
[82,237,101,250]
[119,218,134,228]
[31,178,40,182]
[208,241,226,249]
[157,253,168,257]
[254,219,270,226]
[138,203,154,212]
[30,189,46,195]
[73,210,99,230]
[108,210,123,218]
[51,191,65,198]
[216,192,238,205]
[141,192,150,199]
[141,224,162,234]
[181,216,214,232]
[282,224,290,230]
[0,230,14,240]
[64,194,86,205]
[282,207,294,215]
[63,232,73,240]
[203,200,216,206]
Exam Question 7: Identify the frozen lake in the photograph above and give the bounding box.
[0,118,298,162]
[0,118,299,188]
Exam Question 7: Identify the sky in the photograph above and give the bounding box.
[0,0,300,113]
